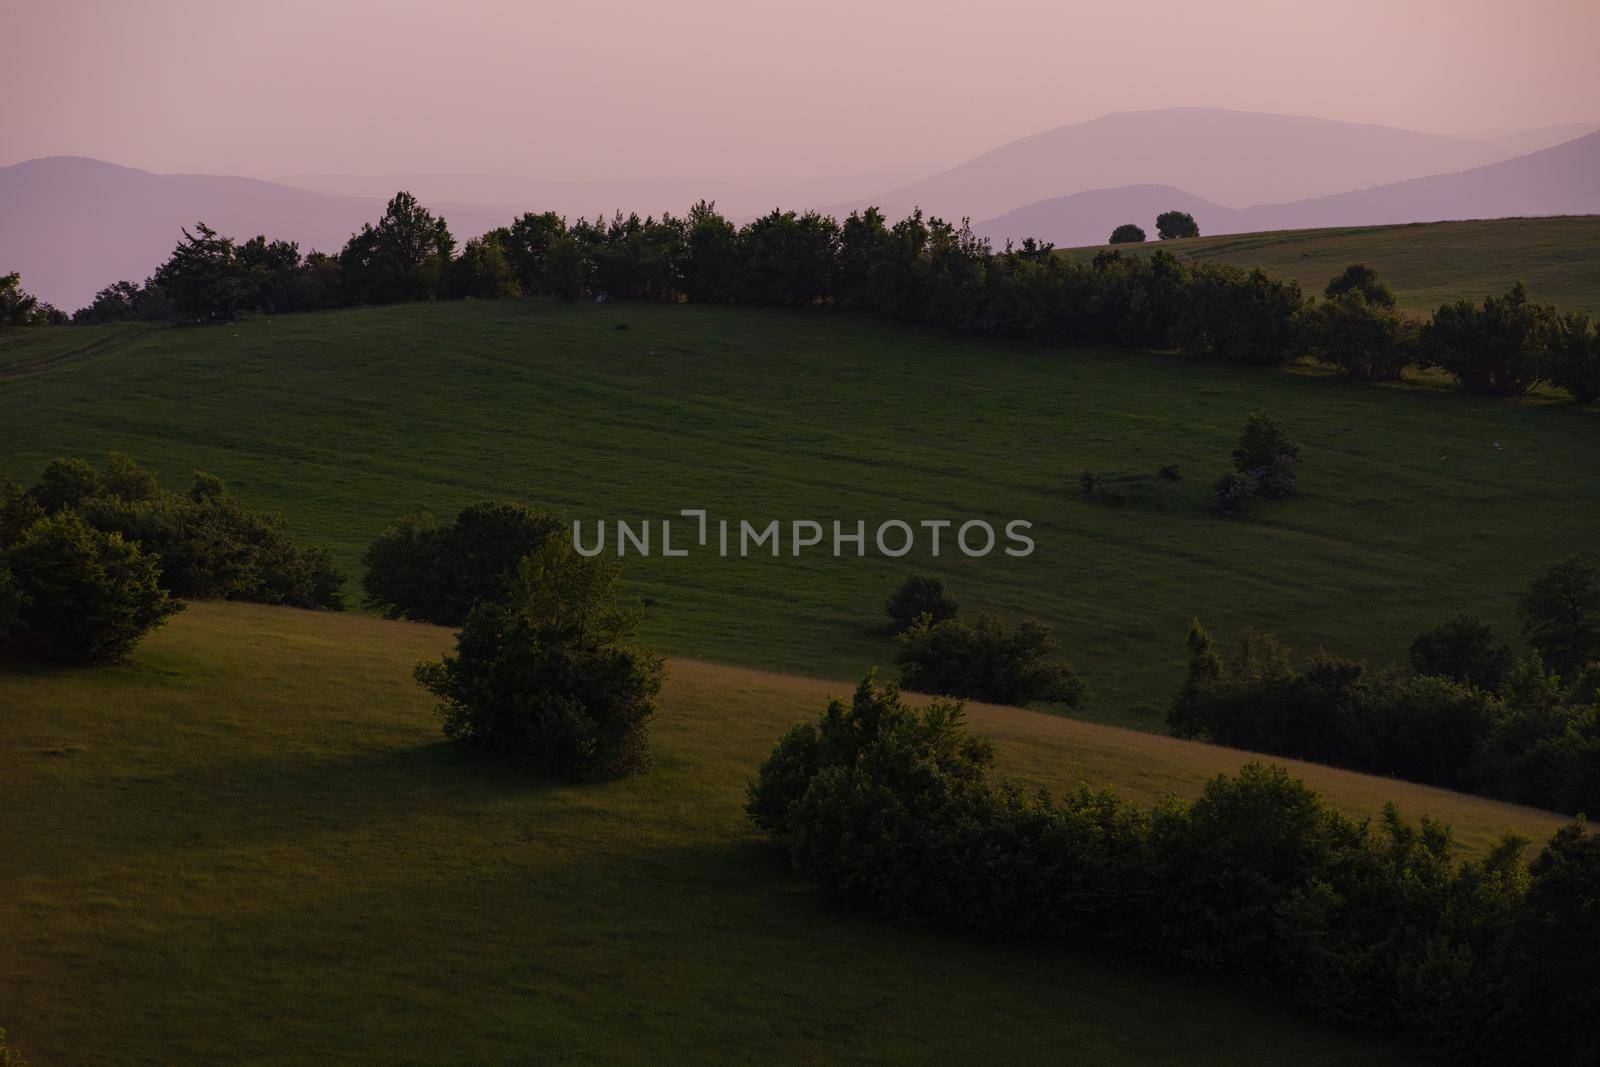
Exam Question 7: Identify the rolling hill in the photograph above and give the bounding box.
[3,299,1596,733]
[0,157,510,313]
[1055,217,1600,317]
[977,133,1600,247]
[829,107,1526,224]
[0,599,1558,1064]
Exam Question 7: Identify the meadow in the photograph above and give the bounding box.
[1,601,1567,1065]
[3,298,1596,731]
[1064,216,1600,317]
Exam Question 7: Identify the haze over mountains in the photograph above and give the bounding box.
[3,107,1597,312]
[977,131,1600,247]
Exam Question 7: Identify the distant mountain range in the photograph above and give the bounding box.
[824,107,1570,223]
[0,157,512,313]
[3,108,1598,312]
[975,131,1600,247]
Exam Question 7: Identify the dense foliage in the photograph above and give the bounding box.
[1155,211,1199,240]
[1232,410,1300,497]
[895,610,1084,707]
[1171,620,1600,815]
[1108,223,1147,244]
[0,271,65,326]
[7,456,343,612]
[42,195,1598,402]
[0,509,179,665]
[362,500,565,625]
[884,574,959,632]
[1518,554,1600,678]
[414,535,664,780]
[749,677,1599,1064]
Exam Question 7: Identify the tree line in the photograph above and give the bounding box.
[748,678,1599,1064]
[5,191,1587,403]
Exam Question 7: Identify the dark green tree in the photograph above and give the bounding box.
[1421,282,1552,396]
[1518,555,1600,678]
[1409,614,1513,690]
[1155,211,1200,240]
[1108,223,1146,244]
[885,574,959,631]
[415,536,664,780]
[896,610,1084,706]
[1323,264,1397,309]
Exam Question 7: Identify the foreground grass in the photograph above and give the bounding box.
[1063,216,1600,317]
[4,300,1596,730]
[5,602,1566,1065]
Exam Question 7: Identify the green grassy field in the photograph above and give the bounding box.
[4,600,1567,1065]
[1064,216,1600,317]
[2,299,1597,731]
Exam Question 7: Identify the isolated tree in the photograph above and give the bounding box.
[885,574,959,631]
[1518,555,1600,678]
[1409,613,1513,690]
[1156,211,1200,240]
[1324,264,1397,309]
[1108,223,1146,245]
[1420,282,1551,396]
[415,536,665,780]
[0,271,48,326]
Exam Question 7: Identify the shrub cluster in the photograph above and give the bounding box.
[895,609,1084,708]
[1170,619,1600,816]
[26,456,345,609]
[749,677,1600,1064]
[361,500,565,625]
[884,574,958,632]
[414,535,664,780]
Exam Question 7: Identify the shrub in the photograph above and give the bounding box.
[1420,282,1552,396]
[29,457,101,514]
[72,465,345,610]
[1232,410,1300,497]
[895,610,1084,707]
[1542,311,1600,403]
[1108,223,1145,244]
[885,574,958,631]
[0,1028,26,1067]
[750,682,1596,1062]
[414,536,664,780]
[363,501,564,625]
[1410,613,1513,690]
[1301,291,1414,381]
[1323,263,1397,308]
[1172,264,1304,365]
[0,511,181,665]
[1518,554,1600,679]
[1213,472,1248,513]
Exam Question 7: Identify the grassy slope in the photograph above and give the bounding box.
[2,300,1597,731]
[2,602,1565,1065]
[1062,216,1600,317]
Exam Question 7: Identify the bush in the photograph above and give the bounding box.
[1108,223,1146,244]
[1323,264,1397,308]
[1172,620,1596,813]
[1301,291,1414,381]
[69,463,345,609]
[1420,282,1552,396]
[414,535,664,780]
[1410,613,1513,690]
[895,610,1084,707]
[1213,472,1248,513]
[749,681,1597,1062]
[885,574,958,631]
[1542,311,1600,403]
[1233,410,1300,497]
[1172,265,1303,365]
[1518,554,1600,679]
[0,511,181,665]
[362,501,565,625]
[0,1028,26,1067]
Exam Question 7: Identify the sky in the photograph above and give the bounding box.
[3,0,1598,182]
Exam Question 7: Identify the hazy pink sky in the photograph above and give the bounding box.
[3,0,1597,180]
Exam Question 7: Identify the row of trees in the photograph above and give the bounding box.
[0,273,67,326]
[1170,555,1600,814]
[0,457,343,665]
[748,677,1599,1064]
[38,191,1598,402]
